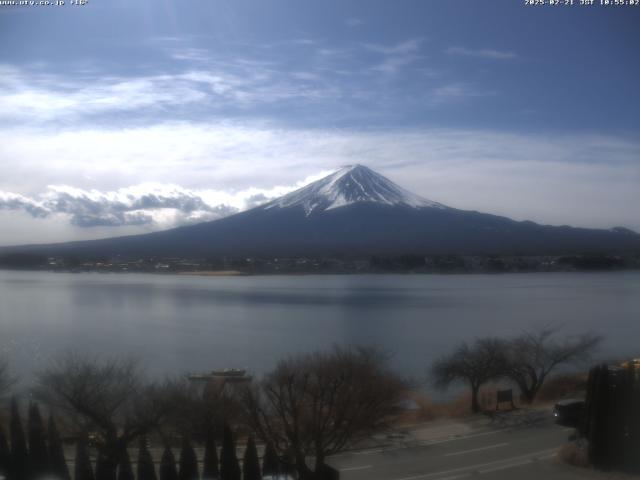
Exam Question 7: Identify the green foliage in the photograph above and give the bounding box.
[159,446,179,480]
[178,438,199,480]
[28,403,49,476]
[261,443,278,477]
[117,450,135,480]
[585,362,640,472]
[10,398,30,480]
[136,438,157,480]
[95,451,116,480]
[202,428,219,480]
[220,424,240,480]
[0,424,10,479]
[242,437,261,480]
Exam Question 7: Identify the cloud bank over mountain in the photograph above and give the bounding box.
[0,184,290,229]
[1,122,639,246]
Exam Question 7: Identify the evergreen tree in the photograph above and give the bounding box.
[10,398,30,480]
[75,436,95,480]
[202,429,219,480]
[242,437,260,480]
[629,361,640,472]
[219,425,240,480]
[159,446,179,480]
[261,443,278,478]
[117,449,135,480]
[586,365,611,468]
[48,415,71,480]
[178,438,199,480]
[585,361,640,473]
[280,449,296,478]
[28,402,49,476]
[136,437,157,480]
[95,450,117,480]
[0,424,10,480]
[631,362,640,472]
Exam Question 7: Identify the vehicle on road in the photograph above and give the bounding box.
[553,399,585,427]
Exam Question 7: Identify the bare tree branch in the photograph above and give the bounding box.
[504,327,602,403]
[430,337,508,413]
[240,346,408,478]
[34,353,176,478]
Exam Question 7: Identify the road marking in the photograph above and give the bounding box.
[350,429,505,456]
[339,465,372,472]
[421,429,505,446]
[443,442,509,457]
[478,452,556,474]
[389,448,558,480]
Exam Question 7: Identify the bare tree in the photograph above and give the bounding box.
[504,327,602,403]
[241,346,408,479]
[160,376,242,443]
[431,338,507,414]
[35,353,175,478]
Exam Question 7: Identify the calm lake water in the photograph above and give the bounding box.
[1,270,639,386]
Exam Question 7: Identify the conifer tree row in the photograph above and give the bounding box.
[584,361,640,472]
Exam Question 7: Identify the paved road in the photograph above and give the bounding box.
[329,414,595,480]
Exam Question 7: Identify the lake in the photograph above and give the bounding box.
[1,270,638,389]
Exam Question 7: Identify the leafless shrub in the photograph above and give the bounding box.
[430,338,508,414]
[241,346,408,478]
[34,352,176,477]
[504,327,601,403]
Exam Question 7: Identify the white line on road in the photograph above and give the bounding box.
[339,465,373,472]
[443,442,509,457]
[478,453,556,474]
[350,429,505,456]
[390,448,558,480]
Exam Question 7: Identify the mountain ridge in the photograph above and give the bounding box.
[1,165,639,257]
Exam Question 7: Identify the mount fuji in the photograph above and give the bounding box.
[261,164,446,215]
[5,165,640,257]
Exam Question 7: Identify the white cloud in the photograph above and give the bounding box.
[1,122,639,246]
[0,184,231,228]
[168,47,212,62]
[445,46,518,60]
[0,173,333,232]
[431,82,494,104]
[363,39,424,75]
[0,63,342,123]
[364,39,422,55]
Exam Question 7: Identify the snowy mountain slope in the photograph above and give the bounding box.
[262,164,446,215]
[3,165,639,257]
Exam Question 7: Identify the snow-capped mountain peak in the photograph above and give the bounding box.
[263,164,446,215]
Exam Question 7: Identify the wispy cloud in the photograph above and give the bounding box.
[0,63,343,124]
[345,17,363,28]
[168,47,212,62]
[363,39,424,75]
[364,38,423,55]
[430,82,494,104]
[445,46,518,60]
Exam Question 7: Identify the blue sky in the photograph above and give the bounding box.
[1,0,639,244]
